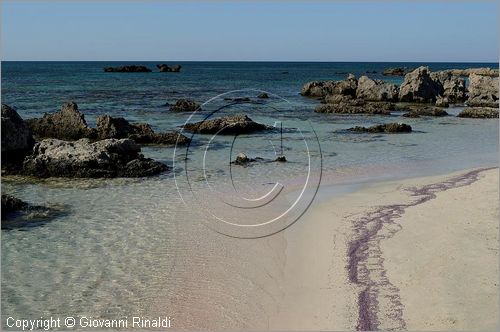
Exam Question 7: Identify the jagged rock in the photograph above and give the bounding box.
[25,102,96,140]
[399,66,444,102]
[402,105,448,118]
[22,138,167,178]
[348,123,412,133]
[444,68,499,77]
[2,104,34,153]
[232,153,254,165]
[104,65,152,72]
[157,64,182,72]
[430,71,466,103]
[257,93,269,99]
[1,194,67,228]
[301,74,357,98]
[184,114,269,135]
[356,76,399,101]
[96,115,190,145]
[1,194,28,218]
[383,67,409,76]
[467,73,499,107]
[457,107,499,118]
[315,99,394,115]
[435,96,449,108]
[170,99,201,112]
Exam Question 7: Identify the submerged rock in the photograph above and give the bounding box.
[104,65,152,72]
[356,76,399,102]
[348,123,412,133]
[1,194,28,218]
[232,153,255,165]
[257,92,269,99]
[315,99,395,115]
[399,66,443,103]
[402,105,448,118]
[457,107,499,119]
[96,115,190,145]
[22,138,168,178]
[169,99,201,112]
[467,73,499,108]
[184,114,269,135]
[157,64,182,72]
[25,102,96,140]
[383,67,408,76]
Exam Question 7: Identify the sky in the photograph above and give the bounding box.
[1,1,498,62]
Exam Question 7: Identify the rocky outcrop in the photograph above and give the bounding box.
[2,104,34,153]
[104,65,152,72]
[315,98,394,115]
[257,93,269,99]
[1,194,28,219]
[383,68,409,76]
[184,114,269,135]
[430,71,466,103]
[402,106,448,118]
[301,74,357,98]
[356,76,399,102]
[157,64,182,72]
[435,96,449,108]
[444,68,499,77]
[348,123,412,133]
[169,99,201,112]
[22,138,167,178]
[231,153,257,165]
[25,102,96,140]
[467,73,499,107]
[96,115,190,145]
[457,107,499,118]
[399,66,443,102]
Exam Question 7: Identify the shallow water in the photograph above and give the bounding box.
[1,61,498,328]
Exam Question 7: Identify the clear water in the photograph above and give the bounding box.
[1,61,498,328]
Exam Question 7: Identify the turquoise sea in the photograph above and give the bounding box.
[1,61,498,328]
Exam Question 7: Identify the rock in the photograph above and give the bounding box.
[430,71,466,103]
[435,96,449,108]
[301,74,357,98]
[315,99,394,115]
[457,107,499,118]
[232,153,253,165]
[467,73,499,107]
[1,194,28,218]
[1,104,34,153]
[96,115,190,145]
[275,156,287,162]
[399,66,444,103]
[348,123,412,133]
[25,102,96,140]
[444,68,499,77]
[356,76,399,101]
[22,138,167,178]
[104,65,152,72]
[402,105,448,117]
[383,67,408,76]
[157,64,182,72]
[257,93,269,99]
[170,99,201,112]
[184,114,269,135]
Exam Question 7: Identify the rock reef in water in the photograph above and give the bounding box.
[382,67,409,76]
[398,66,444,103]
[157,64,182,72]
[457,107,499,118]
[184,114,269,135]
[348,123,412,133]
[356,76,399,102]
[104,65,152,72]
[315,96,395,115]
[467,74,499,108]
[402,105,449,118]
[169,99,201,112]
[23,138,168,178]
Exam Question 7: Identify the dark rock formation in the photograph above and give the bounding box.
[457,107,499,118]
[430,71,466,103]
[1,194,28,218]
[157,64,182,72]
[467,73,499,108]
[356,76,399,102]
[231,153,256,165]
[383,68,408,76]
[184,114,269,135]
[96,115,190,145]
[22,138,167,178]
[348,123,412,133]
[435,96,449,108]
[257,93,269,99]
[399,66,443,103]
[301,74,357,98]
[1,104,34,153]
[25,102,96,140]
[402,105,448,118]
[315,98,395,115]
[169,99,201,112]
[104,65,152,72]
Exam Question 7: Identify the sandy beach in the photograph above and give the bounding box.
[270,167,498,330]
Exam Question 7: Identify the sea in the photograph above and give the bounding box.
[1,61,498,329]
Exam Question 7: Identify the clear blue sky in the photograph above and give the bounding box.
[2,1,498,62]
